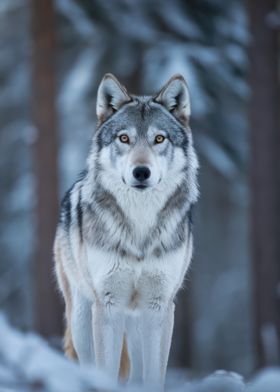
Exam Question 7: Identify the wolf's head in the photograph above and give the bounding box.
[88,74,198,204]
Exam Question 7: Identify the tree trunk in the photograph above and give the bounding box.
[30,0,63,337]
[248,0,280,367]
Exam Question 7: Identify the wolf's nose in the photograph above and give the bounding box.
[133,166,151,181]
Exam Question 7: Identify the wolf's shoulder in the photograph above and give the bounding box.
[59,170,87,231]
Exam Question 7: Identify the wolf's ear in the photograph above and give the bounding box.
[96,74,131,124]
[154,75,191,126]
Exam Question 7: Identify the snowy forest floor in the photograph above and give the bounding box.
[0,315,280,392]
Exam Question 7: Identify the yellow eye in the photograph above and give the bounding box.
[119,134,130,144]
[155,135,165,144]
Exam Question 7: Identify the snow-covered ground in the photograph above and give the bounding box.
[0,316,279,392]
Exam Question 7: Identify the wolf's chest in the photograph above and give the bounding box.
[83,242,191,311]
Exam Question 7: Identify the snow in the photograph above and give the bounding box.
[247,369,280,392]
[0,315,116,392]
[0,315,280,392]
[184,371,246,392]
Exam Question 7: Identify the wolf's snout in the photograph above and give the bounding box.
[133,166,151,182]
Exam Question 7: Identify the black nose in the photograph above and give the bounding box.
[133,166,151,182]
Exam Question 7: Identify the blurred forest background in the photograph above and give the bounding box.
[0,0,279,379]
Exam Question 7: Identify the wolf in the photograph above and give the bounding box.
[54,73,199,389]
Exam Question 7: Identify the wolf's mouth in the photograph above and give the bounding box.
[133,184,148,190]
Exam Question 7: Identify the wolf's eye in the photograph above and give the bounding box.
[119,134,130,144]
[155,135,165,144]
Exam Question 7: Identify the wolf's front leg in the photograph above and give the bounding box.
[92,300,125,381]
[160,302,175,383]
[140,301,175,389]
[71,288,94,364]
[126,315,143,384]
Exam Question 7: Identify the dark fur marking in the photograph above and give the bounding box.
[141,103,147,120]
[141,180,193,254]
[159,182,189,222]
[154,209,190,255]
[59,171,87,231]
[94,186,130,230]
[188,204,193,232]
[77,188,83,242]
[83,203,110,247]
[153,246,162,258]
[60,187,73,231]
[82,184,133,253]
[187,204,194,243]
[119,248,127,257]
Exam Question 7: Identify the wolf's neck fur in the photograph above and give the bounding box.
[86,165,186,231]
[81,168,191,258]
[79,142,198,259]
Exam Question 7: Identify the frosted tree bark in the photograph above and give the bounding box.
[30,0,63,336]
[248,0,280,367]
